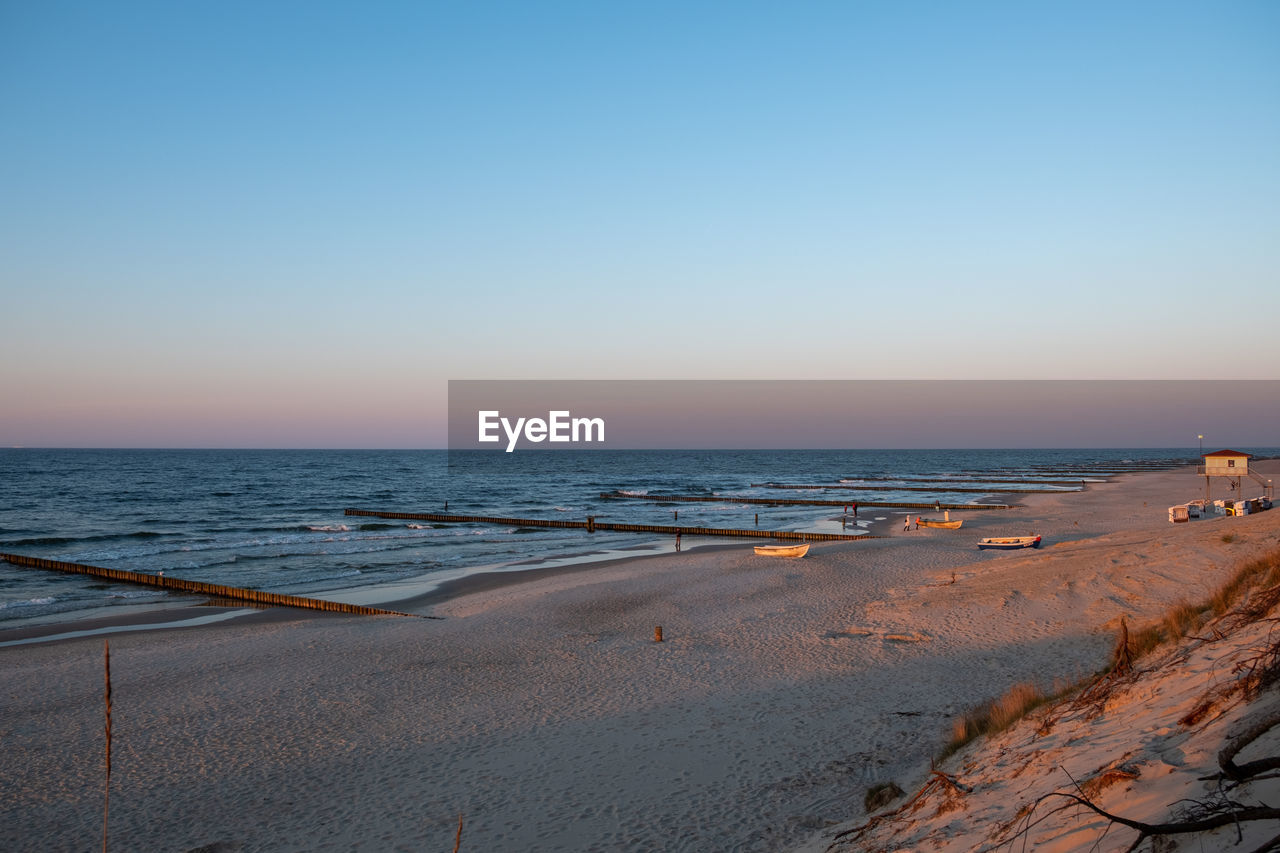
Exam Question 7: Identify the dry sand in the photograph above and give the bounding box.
[2,462,1277,852]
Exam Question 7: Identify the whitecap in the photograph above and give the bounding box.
[0,596,56,609]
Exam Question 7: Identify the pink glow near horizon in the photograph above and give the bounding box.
[445,381,1280,451]
[7,379,1278,449]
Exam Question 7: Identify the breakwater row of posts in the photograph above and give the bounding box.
[344,509,874,541]
[599,492,1009,510]
[0,553,421,618]
[751,483,1061,494]
[823,476,1098,486]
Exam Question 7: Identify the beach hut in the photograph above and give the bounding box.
[1200,449,1273,504]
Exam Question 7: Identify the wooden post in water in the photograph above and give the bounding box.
[586,516,595,533]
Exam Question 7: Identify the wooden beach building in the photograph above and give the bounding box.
[1199,449,1274,505]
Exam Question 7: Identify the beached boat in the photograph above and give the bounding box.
[917,518,963,529]
[977,536,1041,550]
[753,543,810,557]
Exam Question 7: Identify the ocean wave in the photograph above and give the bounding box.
[307,524,350,533]
[178,554,239,570]
[108,589,164,599]
[0,596,56,609]
[615,489,649,497]
[7,530,167,548]
[7,535,83,548]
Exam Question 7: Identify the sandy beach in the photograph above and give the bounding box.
[2,462,1278,852]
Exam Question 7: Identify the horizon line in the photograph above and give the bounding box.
[5,446,1275,453]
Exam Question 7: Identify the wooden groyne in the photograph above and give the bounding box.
[750,483,1066,494]
[344,509,873,542]
[598,493,1010,511]
[0,553,421,618]
[821,476,1101,487]
[1026,464,1182,474]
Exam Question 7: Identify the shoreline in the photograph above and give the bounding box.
[0,511,885,646]
[0,538,758,646]
[0,460,1047,644]
[4,462,1276,851]
[0,466,1069,645]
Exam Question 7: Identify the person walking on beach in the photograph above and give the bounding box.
[915,516,921,530]
[675,531,682,552]
[903,515,910,532]
[852,502,858,518]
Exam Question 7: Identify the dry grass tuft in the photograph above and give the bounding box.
[940,683,1050,762]
[1163,600,1207,640]
[1211,549,1280,619]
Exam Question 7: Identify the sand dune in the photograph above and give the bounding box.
[810,554,1280,852]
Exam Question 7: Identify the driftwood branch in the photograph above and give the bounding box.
[1219,709,1280,780]
[999,764,1280,853]
[1041,790,1280,836]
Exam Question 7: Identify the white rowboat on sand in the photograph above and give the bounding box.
[976,535,1041,550]
[753,543,810,557]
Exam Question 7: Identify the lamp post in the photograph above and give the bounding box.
[1199,435,1207,503]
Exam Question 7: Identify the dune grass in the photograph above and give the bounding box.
[939,681,1067,763]
[938,544,1280,764]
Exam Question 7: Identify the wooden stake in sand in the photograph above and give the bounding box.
[103,639,112,853]
[453,813,463,853]
[655,626,664,643]
[1114,617,1133,675]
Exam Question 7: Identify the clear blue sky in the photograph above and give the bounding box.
[2,1,1277,447]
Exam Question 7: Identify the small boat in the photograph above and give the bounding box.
[754,543,810,557]
[917,518,963,529]
[977,536,1041,551]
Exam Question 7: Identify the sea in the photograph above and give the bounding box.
[1,447,1270,627]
